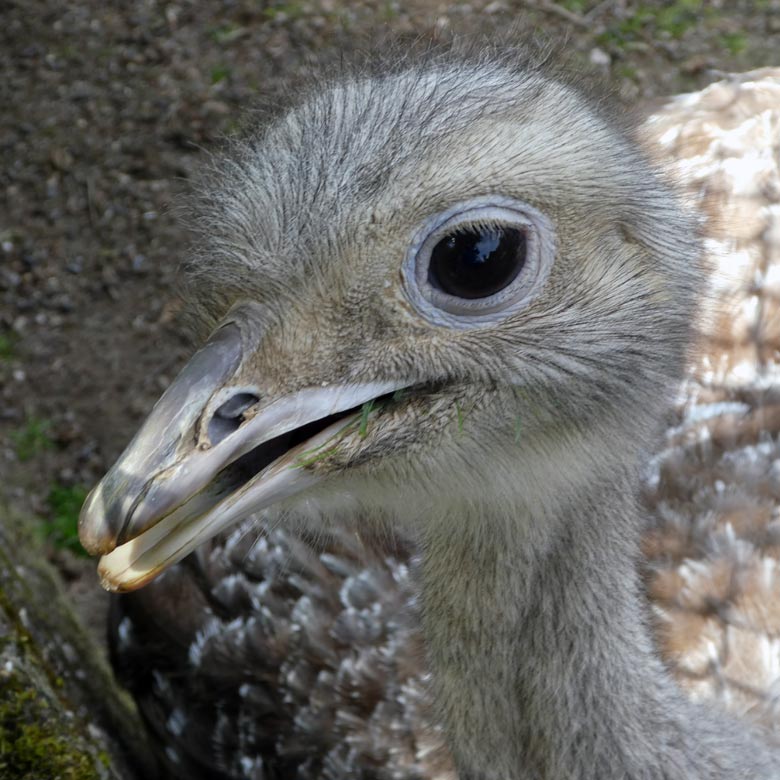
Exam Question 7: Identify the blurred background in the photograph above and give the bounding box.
[0,1,778,777]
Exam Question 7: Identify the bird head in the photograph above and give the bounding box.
[79,52,700,591]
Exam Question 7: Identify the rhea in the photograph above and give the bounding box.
[79,53,780,779]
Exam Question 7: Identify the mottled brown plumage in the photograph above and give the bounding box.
[641,68,780,730]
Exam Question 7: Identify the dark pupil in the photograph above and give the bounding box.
[428,226,526,300]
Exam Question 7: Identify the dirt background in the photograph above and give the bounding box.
[1,0,779,644]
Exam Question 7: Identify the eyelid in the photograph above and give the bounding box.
[401,195,556,329]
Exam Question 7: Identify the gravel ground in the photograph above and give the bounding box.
[2,0,779,641]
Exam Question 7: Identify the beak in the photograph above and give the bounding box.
[78,304,404,593]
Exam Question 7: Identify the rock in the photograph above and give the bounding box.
[0,501,157,779]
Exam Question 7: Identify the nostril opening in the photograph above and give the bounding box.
[208,392,261,445]
[216,393,260,420]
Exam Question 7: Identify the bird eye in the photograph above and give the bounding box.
[402,196,555,327]
[428,226,526,299]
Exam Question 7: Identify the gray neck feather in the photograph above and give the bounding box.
[418,467,779,779]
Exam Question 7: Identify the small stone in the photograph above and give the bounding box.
[49,146,74,172]
[681,56,711,75]
[203,100,230,116]
[589,48,611,69]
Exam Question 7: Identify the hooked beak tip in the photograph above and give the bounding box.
[78,484,118,557]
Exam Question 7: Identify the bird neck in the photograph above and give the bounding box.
[417,467,775,780]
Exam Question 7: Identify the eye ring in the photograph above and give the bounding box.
[402,196,555,328]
